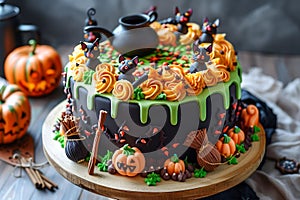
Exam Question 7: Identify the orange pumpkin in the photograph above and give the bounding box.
[4,40,62,97]
[112,144,145,176]
[164,154,185,175]
[215,134,236,158]
[0,83,31,144]
[228,126,245,145]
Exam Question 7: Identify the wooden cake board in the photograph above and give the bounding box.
[42,101,266,199]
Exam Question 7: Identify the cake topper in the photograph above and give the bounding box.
[196,18,220,44]
[80,38,101,70]
[189,42,212,73]
[159,7,193,34]
[84,8,101,42]
[117,55,139,83]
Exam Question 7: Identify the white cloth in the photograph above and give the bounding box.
[242,68,300,200]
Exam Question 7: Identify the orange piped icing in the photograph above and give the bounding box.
[95,63,116,74]
[157,29,177,46]
[184,72,206,96]
[163,82,186,101]
[94,70,116,93]
[112,80,134,101]
[179,23,201,45]
[202,68,218,87]
[140,79,163,100]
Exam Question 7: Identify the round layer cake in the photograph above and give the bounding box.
[62,18,243,168]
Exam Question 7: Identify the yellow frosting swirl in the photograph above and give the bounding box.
[112,80,134,101]
[69,44,86,63]
[94,70,116,93]
[141,79,163,100]
[73,65,87,82]
[150,21,162,31]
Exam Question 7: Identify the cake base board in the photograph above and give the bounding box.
[42,101,266,199]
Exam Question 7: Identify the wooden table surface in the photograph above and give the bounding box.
[0,50,299,200]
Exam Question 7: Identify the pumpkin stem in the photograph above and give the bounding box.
[122,144,136,156]
[170,154,179,163]
[29,39,37,55]
[234,126,241,133]
[223,134,231,144]
[0,85,5,104]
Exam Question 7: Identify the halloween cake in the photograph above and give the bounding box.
[53,7,262,184]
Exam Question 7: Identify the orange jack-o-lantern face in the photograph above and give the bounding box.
[0,84,31,144]
[4,40,62,97]
[112,144,145,177]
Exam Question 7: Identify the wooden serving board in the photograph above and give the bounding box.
[42,101,266,199]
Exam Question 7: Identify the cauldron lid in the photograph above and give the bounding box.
[0,0,20,21]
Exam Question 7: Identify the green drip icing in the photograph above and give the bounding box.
[168,104,179,126]
[110,96,119,119]
[87,94,95,110]
[67,63,242,125]
[138,102,149,124]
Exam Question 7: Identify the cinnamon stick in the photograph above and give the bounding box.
[40,174,58,189]
[34,169,45,189]
[20,157,40,188]
[88,110,107,175]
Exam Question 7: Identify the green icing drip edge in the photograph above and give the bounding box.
[66,62,242,126]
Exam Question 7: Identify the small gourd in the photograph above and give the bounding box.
[215,134,236,158]
[241,104,259,129]
[228,126,245,145]
[112,144,145,177]
[163,154,185,175]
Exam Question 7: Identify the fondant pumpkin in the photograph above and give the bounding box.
[0,83,31,144]
[164,154,185,175]
[4,40,62,97]
[112,144,145,176]
[228,126,245,145]
[215,134,236,158]
[241,104,259,129]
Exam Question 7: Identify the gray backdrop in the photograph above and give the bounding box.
[10,0,300,54]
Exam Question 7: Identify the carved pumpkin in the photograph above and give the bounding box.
[215,134,236,158]
[112,144,145,177]
[4,40,62,97]
[228,126,245,145]
[164,154,185,175]
[0,83,31,144]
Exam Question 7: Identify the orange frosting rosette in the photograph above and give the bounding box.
[202,68,218,87]
[184,72,206,96]
[210,34,237,71]
[179,22,201,45]
[213,64,230,82]
[112,80,134,101]
[148,67,162,81]
[94,69,116,93]
[95,63,116,74]
[157,29,177,46]
[163,82,186,101]
[140,79,163,100]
